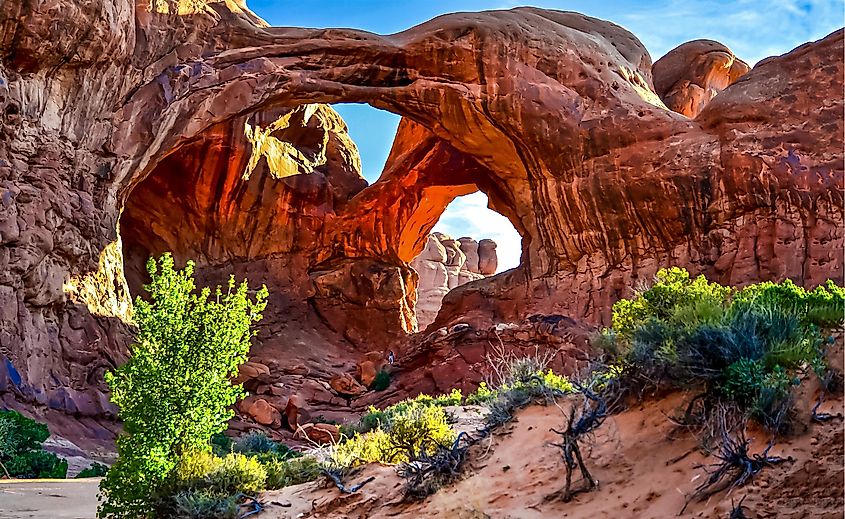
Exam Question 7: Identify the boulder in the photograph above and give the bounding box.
[293,422,341,444]
[356,360,378,388]
[241,397,281,428]
[329,373,367,397]
[283,395,307,430]
[652,39,750,118]
[233,361,272,385]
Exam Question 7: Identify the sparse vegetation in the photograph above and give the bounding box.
[397,432,471,500]
[371,370,392,391]
[0,409,67,479]
[98,253,268,519]
[680,408,787,514]
[591,268,843,512]
[76,462,109,478]
[261,454,322,489]
[331,401,455,467]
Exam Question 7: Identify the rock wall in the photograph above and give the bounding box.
[0,1,842,438]
[410,233,498,329]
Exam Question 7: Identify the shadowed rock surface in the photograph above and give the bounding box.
[0,1,841,444]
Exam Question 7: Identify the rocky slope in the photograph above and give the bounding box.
[411,233,498,329]
[0,1,841,442]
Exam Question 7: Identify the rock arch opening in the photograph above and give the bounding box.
[411,192,522,329]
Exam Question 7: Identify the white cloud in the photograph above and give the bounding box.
[432,192,523,273]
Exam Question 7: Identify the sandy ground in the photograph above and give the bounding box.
[262,387,844,519]
[0,479,99,519]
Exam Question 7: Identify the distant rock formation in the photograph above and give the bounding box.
[411,233,498,329]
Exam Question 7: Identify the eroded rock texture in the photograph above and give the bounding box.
[652,39,750,118]
[0,1,842,438]
[410,233,498,329]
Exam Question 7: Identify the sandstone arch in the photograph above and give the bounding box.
[0,1,841,425]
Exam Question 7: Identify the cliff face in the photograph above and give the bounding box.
[0,1,842,432]
[410,233,498,329]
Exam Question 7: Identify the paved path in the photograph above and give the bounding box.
[0,479,99,519]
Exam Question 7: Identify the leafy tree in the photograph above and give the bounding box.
[0,409,67,479]
[98,254,267,519]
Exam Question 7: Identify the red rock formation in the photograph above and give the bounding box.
[0,1,841,442]
[652,40,750,118]
[411,233,499,329]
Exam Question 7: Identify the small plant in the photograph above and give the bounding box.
[550,390,608,502]
[205,453,267,495]
[465,382,496,405]
[397,432,471,500]
[331,402,455,467]
[261,455,322,489]
[170,489,239,519]
[681,409,786,514]
[232,431,284,456]
[174,450,268,495]
[210,433,232,457]
[371,370,391,391]
[76,462,109,478]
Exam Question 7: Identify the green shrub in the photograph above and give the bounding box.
[331,402,455,467]
[76,462,109,478]
[329,429,393,467]
[170,489,239,519]
[261,455,322,489]
[465,382,496,405]
[371,370,391,391]
[164,450,266,502]
[210,433,232,457]
[611,267,731,339]
[172,450,220,485]
[4,449,68,479]
[0,410,67,479]
[232,431,281,456]
[385,403,455,461]
[98,253,267,519]
[598,268,843,428]
[205,453,266,495]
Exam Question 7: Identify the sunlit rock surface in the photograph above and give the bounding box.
[0,0,841,444]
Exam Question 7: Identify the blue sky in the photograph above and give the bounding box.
[250,1,844,271]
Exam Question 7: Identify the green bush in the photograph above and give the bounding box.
[4,449,68,479]
[331,402,455,467]
[371,370,391,391]
[0,410,67,479]
[611,267,731,339]
[205,453,267,495]
[232,431,279,456]
[98,253,268,519]
[597,268,844,427]
[76,462,109,478]
[162,450,267,510]
[170,489,239,519]
[210,433,232,457]
[465,382,496,405]
[261,455,322,489]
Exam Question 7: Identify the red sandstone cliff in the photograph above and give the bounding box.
[0,2,841,436]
